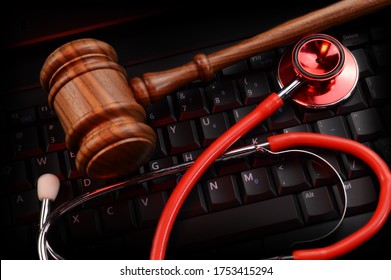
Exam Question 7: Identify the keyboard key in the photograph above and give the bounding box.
[3,160,32,192]
[146,96,176,127]
[176,88,209,120]
[204,175,241,212]
[200,112,230,146]
[314,116,352,139]
[63,150,81,179]
[166,120,201,154]
[299,107,335,123]
[333,177,377,216]
[232,105,268,136]
[76,177,112,206]
[371,42,391,69]
[298,186,339,224]
[30,152,64,181]
[267,103,300,131]
[222,61,249,77]
[240,167,276,203]
[271,158,311,195]
[10,189,40,224]
[205,80,242,113]
[179,184,207,219]
[42,120,66,152]
[37,104,57,120]
[346,108,386,142]
[148,156,179,191]
[182,149,204,163]
[306,154,341,187]
[248,51,276,70]
[309,150,346,181]
[351,48,375,78]
[239,72,271,105]
[67,208,102,243]
[340,153,370,180]
[152,128,168,158]
[336,85,368,115]
[370,25,390,41]
[283,124,312,133]
[340,30,369,47]
[99,200,137,236]
[7,107,36,127]
[364,73,389,106]
[11,127,43,159]
[134,191,167,227]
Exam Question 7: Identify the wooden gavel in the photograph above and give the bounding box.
[40,0,390,180]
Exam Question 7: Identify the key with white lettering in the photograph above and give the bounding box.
[271,158,311,195]
[205,80,242,113]
[30,152,64,181]
[64,150,81,179]
[333,176,377,216]
[204,175,241,212]
[76,177,112,206]
[148,156,179,191]
[66,208,102,242]
[166,120,201,154]
[134,191,168,227]
[176,88,209,121]
[99,200,137,236]
[240,167,276,203]
[7,107,36,127]
[11,127,43,159]
[42,120,66,152]
[10,189,40,224]
[200,112,231,146]
[238,72,271,105]
[314,116,352,139]
[146,96,176,127]
[298,186,339,224]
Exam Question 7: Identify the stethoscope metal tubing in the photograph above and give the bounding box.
[39,140,347,260]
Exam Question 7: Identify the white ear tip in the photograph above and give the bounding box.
[37,173,60,201]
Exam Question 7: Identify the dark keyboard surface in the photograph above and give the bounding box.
[2,5,391,260]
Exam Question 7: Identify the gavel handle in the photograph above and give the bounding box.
[130,0,390,107]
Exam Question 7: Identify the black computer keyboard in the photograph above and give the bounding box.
[2,5,391,260]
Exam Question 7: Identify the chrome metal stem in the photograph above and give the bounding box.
[277,76,304,100]
[38,199,50,260]
[38,141,272,260]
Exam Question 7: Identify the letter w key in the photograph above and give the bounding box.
[30,152,64,181]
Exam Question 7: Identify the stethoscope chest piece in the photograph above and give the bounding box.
[278,34,359,109]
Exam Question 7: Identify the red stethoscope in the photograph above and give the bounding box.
[37,33,391,260]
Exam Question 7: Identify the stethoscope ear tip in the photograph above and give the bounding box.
[37,173,60,202]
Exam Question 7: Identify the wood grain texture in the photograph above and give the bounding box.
[40,38,156,180]
[40,0,390,180]
[130,0,391,107]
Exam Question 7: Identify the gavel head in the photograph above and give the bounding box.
[40,38,157,180]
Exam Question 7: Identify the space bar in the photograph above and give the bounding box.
[171,195,304,247]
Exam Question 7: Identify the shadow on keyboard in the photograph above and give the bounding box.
[2,5,391,260]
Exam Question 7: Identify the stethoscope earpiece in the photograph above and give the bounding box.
[37,0,391,260]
